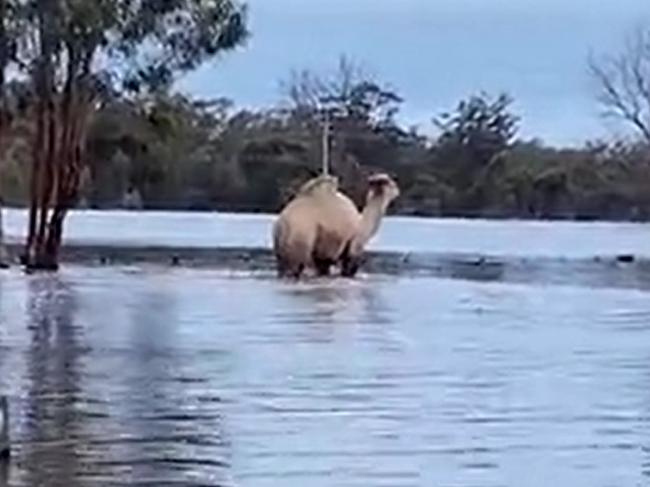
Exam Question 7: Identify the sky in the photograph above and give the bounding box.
[178,0,650,147]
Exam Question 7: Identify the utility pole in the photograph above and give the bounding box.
[321,111,330,176]
[319,95,341,177]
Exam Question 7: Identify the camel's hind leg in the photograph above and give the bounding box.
[276,256,305,280]
[276,259,289,278]
[277,264,305,280]
[313,256,334,277]
[275,239,311,280]
[341,257,360,278]
[288,264,305,279]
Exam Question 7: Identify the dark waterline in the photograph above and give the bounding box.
[1,266,650,486]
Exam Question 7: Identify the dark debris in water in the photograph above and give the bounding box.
[616,254,635,263]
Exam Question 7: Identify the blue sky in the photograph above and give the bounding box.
[178,0,650,146]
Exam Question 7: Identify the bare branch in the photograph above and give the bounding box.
[628,28,650,110]
[590,28,650,144]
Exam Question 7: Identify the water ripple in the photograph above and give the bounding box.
[1,269,650,486]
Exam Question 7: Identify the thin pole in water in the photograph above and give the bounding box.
[0,200,7,268]
[0,396,9,460]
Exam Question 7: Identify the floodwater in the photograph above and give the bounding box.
[1,213,650,486]
[4,208,650,258]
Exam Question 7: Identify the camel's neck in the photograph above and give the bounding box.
[351,196,390,254]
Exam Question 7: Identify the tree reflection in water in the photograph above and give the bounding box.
[20,274,85,487]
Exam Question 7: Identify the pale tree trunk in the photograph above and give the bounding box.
[0,0,10,268]
[23,2,97,271]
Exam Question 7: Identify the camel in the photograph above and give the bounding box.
[272,172,400,279]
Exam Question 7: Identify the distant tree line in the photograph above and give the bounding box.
[2,24,650,232]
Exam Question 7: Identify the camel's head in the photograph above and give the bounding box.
[366,173,400,205]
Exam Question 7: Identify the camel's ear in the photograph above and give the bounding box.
[379,171,399,184]
[368,173,392,186]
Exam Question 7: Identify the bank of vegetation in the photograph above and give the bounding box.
[0,1,648,270]
[4,53,650,222]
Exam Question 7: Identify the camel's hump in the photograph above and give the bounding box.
[296,175,339,195]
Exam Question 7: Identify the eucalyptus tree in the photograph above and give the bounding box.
[17,0,248,269]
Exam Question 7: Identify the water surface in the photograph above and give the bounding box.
[5,209,650,258]
[1,266,650,486]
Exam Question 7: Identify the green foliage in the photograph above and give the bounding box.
[13,0,248,95]
[1,48,650,221]
[78,89,650,220]
[435,92,519,148]
[113,0,249,93]
[4,0,248,268]
[431,93,520,199]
